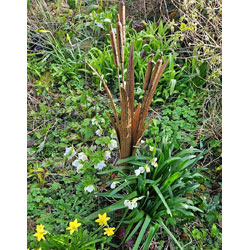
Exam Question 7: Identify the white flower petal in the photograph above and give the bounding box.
[145,165,150,173]
[64,147,76,160]
[135,169,141,176]
[78,152,88,161]
[94,160,106,170]
[84,185,94,193]
[124,200,130,207]
[111,182,116,189]
[95,129,102,136]
[108,139,117,150]
[128,202,134,210]
[132,202,137,209]
[104,151,111,160]
[139,166,145,173]
[91,118,98,125]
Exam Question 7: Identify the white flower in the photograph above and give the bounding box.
[135,166,145,176]
[108,139,117,151]
[84,185,94,193]
[124,197,143,210]
[130,200,137,209]
[72,152,88,171]
[95,129,102,136]
[139,166,145,173]
[94,160,106,170]
[141,140,145,144]
[149,146,154,152]
[134,169,141,176]
[124,200,130,207]
[101,118,105,123]
[78,152,88,161]
[124,200,136,210]
[64,147,76,160]
[151,157,158,168]
[136,87,142,95]
[111,181,118,189]
[91,118,98,125]
[144,164,150,173]
[104,151,111,160]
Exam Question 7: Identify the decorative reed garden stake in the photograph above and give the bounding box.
[87,1,168,161]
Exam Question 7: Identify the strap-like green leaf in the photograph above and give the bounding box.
[152,184,172,216]
[132,214,151,250]
[158,218,183,250]
[142,223,160,250]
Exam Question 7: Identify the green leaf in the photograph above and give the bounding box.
[87,191,137,220]
[152,184,172,216]
[161,172,181,192]
[132,214,151,250]
[170,79,176,95]
[158,218,183,250]
[142,223,160,250]
[125,219,143,243]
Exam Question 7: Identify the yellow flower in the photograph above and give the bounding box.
[95,213,110,226]
[66,219,81,235]
[36,224,45,232]
[34,231,47,241]
[104,227,115,236]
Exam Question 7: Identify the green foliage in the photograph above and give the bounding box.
[90,136,205,249]
[27,2,221,249]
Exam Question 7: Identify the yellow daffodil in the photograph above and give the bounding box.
[95,213,110,226]
[104,227,115,236]
[34,230,47,241]
[66,219,81,235]
[36,224,45,232]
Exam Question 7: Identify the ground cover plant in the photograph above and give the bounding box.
[27,0,221,249]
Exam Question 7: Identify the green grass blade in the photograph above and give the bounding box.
[158,218,183,250]
[142,223,160,250]
[132,214,151,250]
[125,219,144,243]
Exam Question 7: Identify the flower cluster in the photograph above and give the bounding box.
[151,157,158,168]
[134,164,150,176]
[33,224,47,241]
[95,213,115,236]
[124,197,144,210]
[72,152,88,171]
